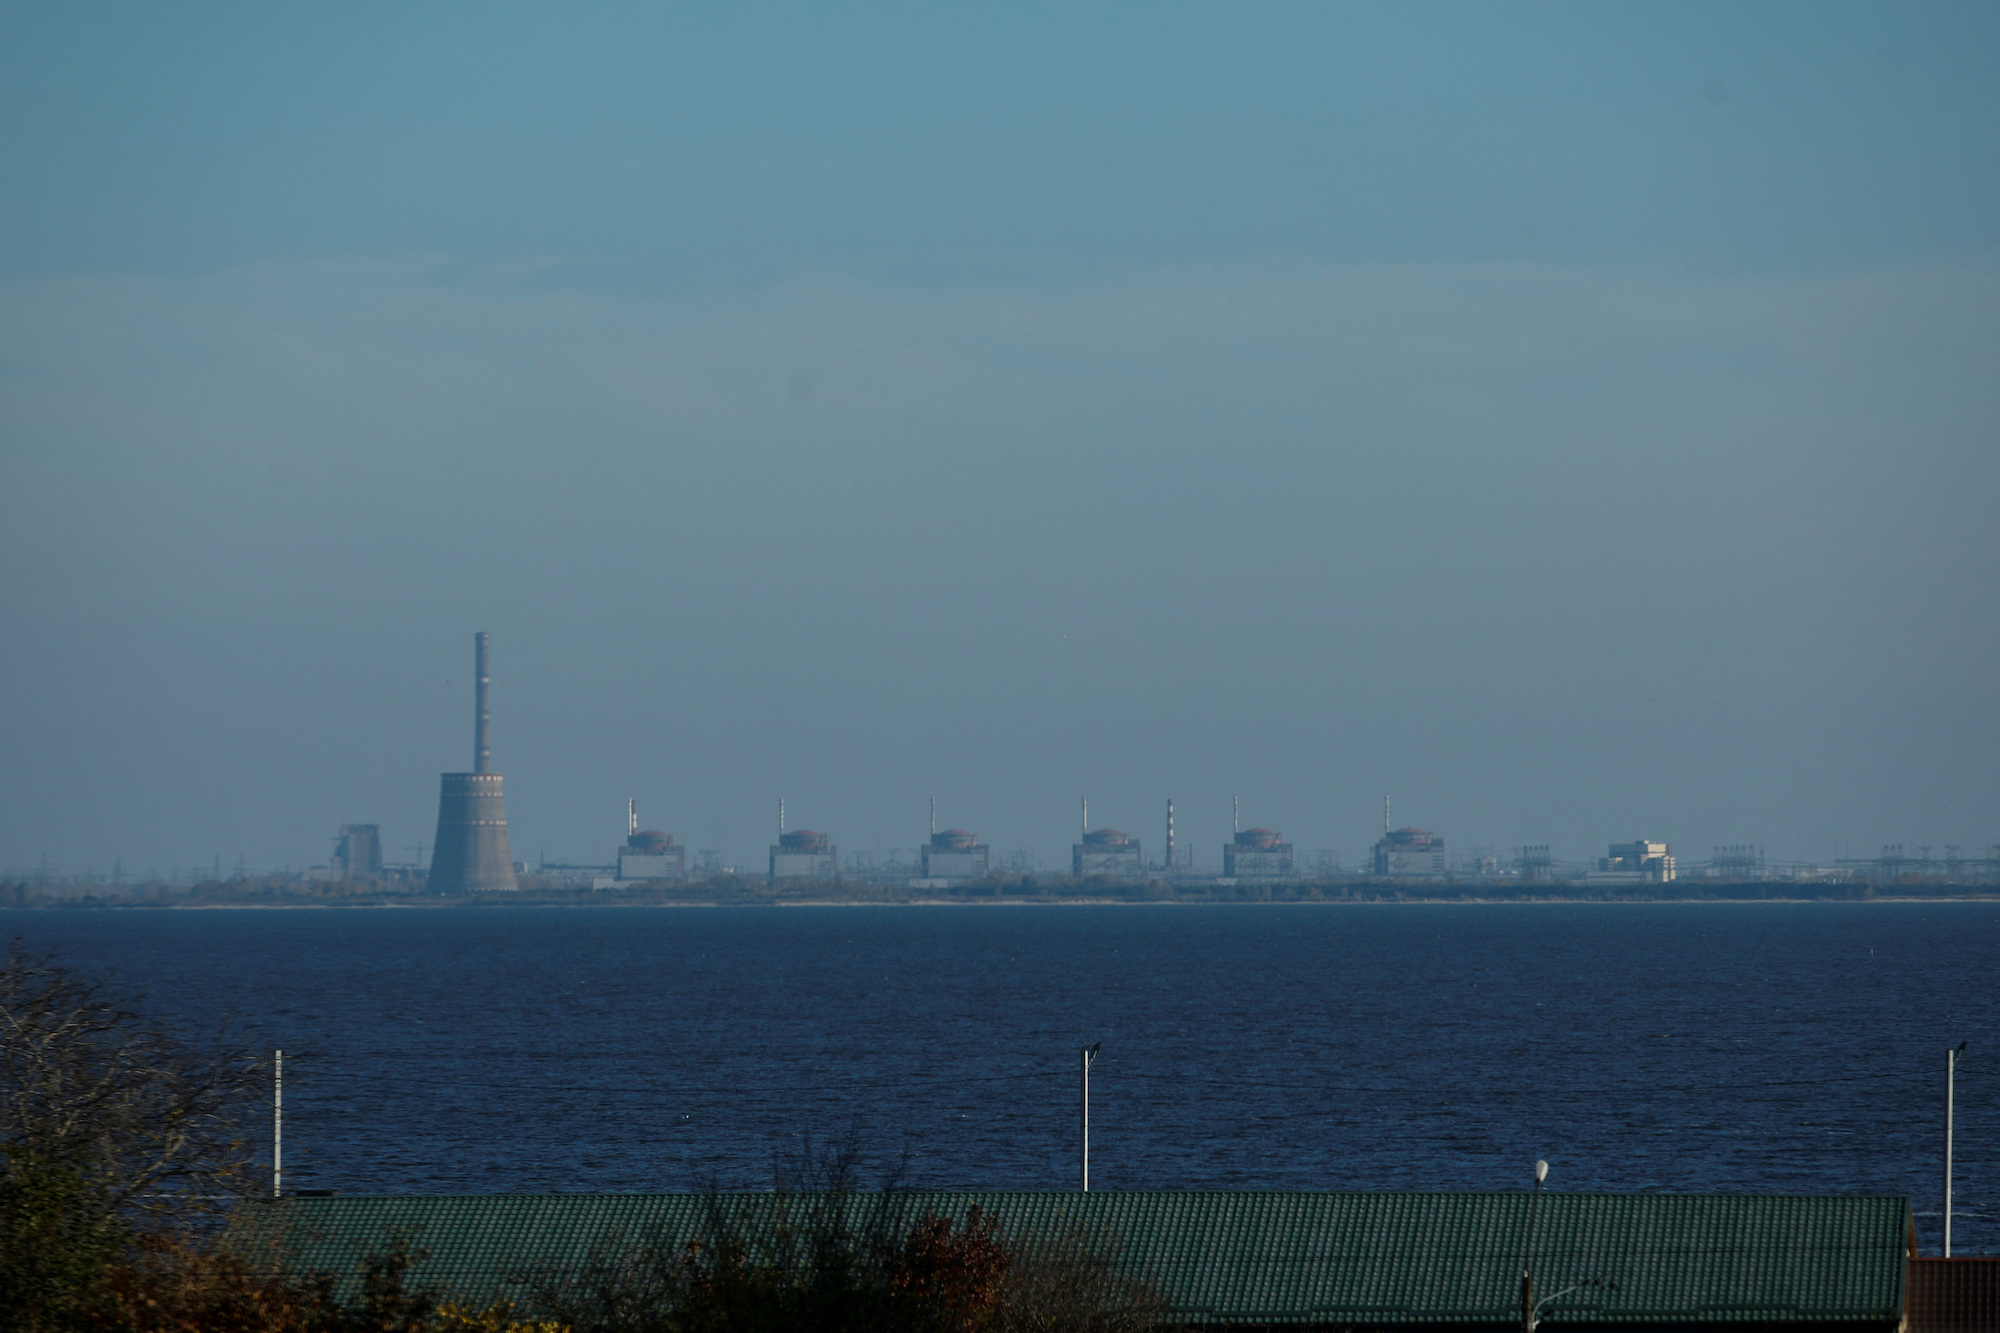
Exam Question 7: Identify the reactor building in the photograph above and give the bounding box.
[1225,827,1294,878]
[1073,827,1143,878]
[771,828,837,880]
[922,828,989,880]
[1374,826,1446,878]
[427,632,519,893]
[615,800,686,881]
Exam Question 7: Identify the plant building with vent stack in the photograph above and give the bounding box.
[922,829,989,880]
[771,828,837,880]
[1073,801,1143,877]
[1225,827,1294,878]
[1375,826,1446,878]
[593,800,686,886]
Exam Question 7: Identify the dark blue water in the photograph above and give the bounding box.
[9,903,1996,1253]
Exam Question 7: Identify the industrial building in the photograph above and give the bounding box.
[1225,827,1294,878]
[770,828,837,880]
[1074,827,1143,877]
[1585,839,1676,884]
[1374,826,1446,877]
[1517,844,1556,883]
[333,824,380,879]
[619,829,685,881]
[428,633,518,893]
[921,829,988,880]
[606,800,684,882]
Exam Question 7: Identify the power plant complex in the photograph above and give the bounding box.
[284,636,1990,892]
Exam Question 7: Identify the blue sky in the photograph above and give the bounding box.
[2,3,1996,874]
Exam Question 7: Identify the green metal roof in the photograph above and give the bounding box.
[235,1191,1911,1327]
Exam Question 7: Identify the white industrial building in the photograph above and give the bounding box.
[1374,827,1447,878]
[921,829,989,880]
[617,831,685,881]
[1073,827,1143,878]
[1583,839,1676,885]
[1224,828,1294,878]
[771,829,838,880]
[592,802,686,887]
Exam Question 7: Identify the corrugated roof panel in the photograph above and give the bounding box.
[233,1191,1909,1326]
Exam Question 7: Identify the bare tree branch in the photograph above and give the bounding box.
[0,939,266,1224]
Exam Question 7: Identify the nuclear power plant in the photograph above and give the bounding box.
[427,632,519,893]
[351,650,1954,891]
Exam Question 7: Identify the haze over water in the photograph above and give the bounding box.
[16,903,1997,1253]
[4,5,1998,872]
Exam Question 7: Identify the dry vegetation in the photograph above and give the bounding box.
[1,943,1161,1333]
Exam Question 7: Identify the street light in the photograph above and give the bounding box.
[1521,1160,1617,1333]
[1080,1043,1102,1192]
[1946,1042,1968,1257]
[1521,1159,1548,1333]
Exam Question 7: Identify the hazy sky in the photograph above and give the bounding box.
[3,3,1996,875]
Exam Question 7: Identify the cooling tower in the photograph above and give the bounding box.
[428,632,519,893]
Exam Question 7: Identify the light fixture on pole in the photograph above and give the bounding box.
[1946,1041,1967,1257]
[1520,1159,1619,1333]
[1080,1043,1102,1192]
[1521,1159,1548,1333]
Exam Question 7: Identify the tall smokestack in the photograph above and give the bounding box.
[1165,798,1175,872]
[475,631,492,773]
[428,632,519,893]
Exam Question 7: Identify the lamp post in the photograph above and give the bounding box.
[1520,1162,1619,1333]
[1946,1042,1967,1256]
[272,1049,282,1198]
[1522,1159,1548,1333]
[1080,1043,1101,1191]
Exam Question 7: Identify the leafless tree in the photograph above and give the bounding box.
[0,940,267,1223]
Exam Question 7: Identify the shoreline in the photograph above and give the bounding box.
[6,894,1998,911]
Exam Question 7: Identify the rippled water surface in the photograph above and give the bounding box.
[12,902,1996,1253]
